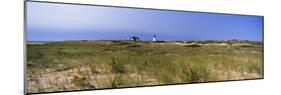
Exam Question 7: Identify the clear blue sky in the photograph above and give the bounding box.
[27,2,263,41]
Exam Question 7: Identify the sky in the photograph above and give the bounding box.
[26,2,263,41]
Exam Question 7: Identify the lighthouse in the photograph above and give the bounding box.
[153,35,156,42]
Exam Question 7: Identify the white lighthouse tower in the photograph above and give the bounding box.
[153,35,156,42]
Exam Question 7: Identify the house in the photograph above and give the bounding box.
[130,36,140,41]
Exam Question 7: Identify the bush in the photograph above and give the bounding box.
[111,57,125,74]
[154,41,166,43]
[111,74,128,88]
[111,40,121,43]
[27,52,44,61]
[184,44,201,47]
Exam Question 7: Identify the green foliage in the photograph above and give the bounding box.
[111,57,125,74]
[27,51,44,61]
[111,74,129,88]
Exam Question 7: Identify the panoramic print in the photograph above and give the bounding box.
[26,1,263,93]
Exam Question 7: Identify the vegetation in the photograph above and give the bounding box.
[27,40,263,93]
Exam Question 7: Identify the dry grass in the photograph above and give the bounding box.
[27,40,263,93]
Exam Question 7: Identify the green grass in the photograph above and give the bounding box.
[27,40,263,93]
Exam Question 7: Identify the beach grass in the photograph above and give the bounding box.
[26,40,263,93]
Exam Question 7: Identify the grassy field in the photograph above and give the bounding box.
[26,40,263,93]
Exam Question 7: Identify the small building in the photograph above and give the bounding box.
[130,36,140,41]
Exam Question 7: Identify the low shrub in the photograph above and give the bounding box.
[184,44,201,47]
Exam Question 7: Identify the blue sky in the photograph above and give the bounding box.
[27,2,263,41]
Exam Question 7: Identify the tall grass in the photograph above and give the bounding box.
[27,41,263,93]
